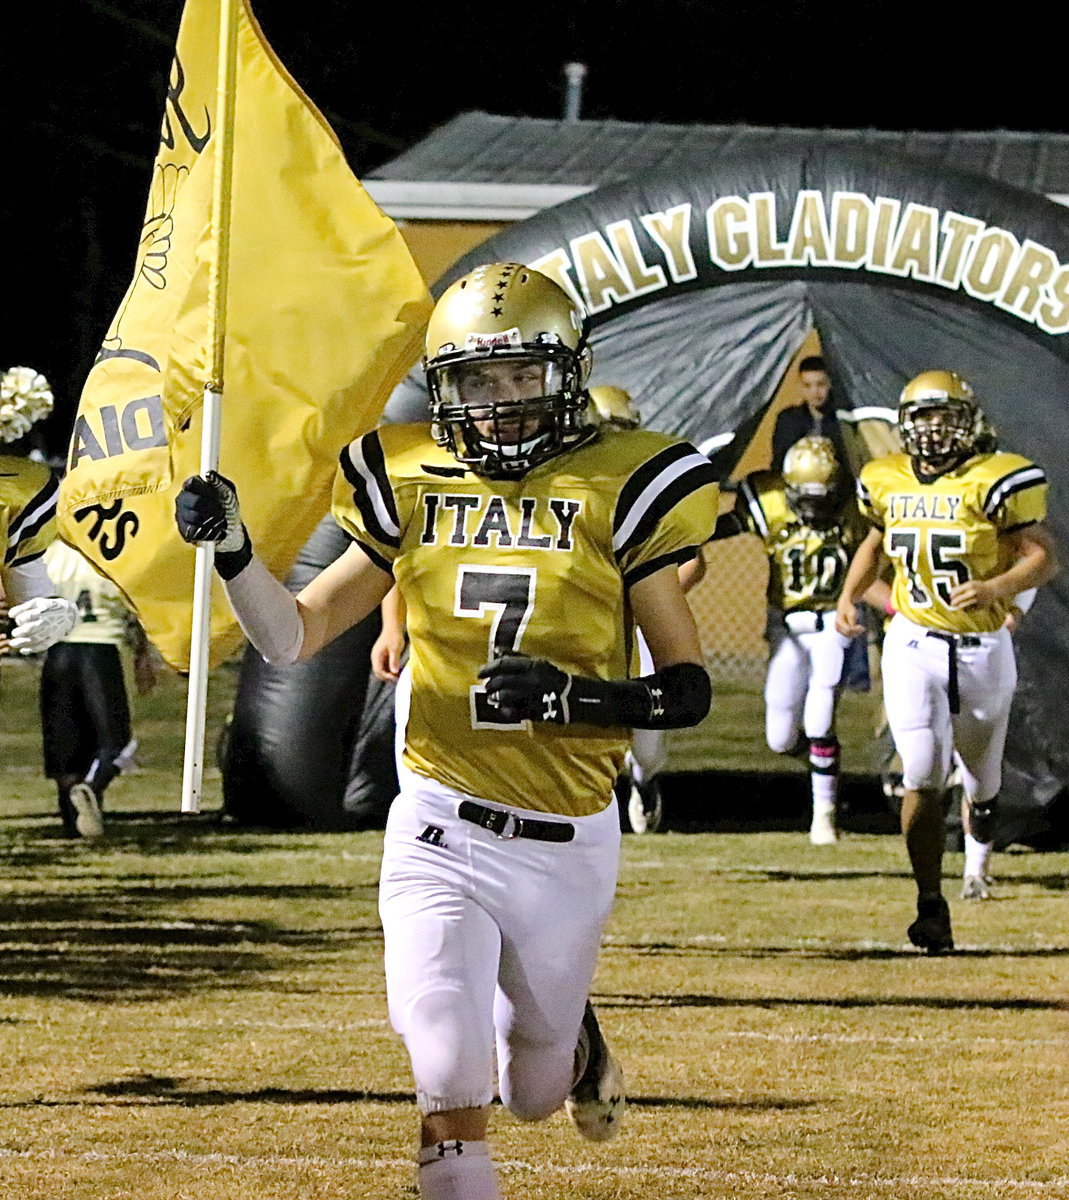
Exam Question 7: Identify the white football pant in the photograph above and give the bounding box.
[880,614,1015,801]
[764,611,851,752]
[379,765,620,1117]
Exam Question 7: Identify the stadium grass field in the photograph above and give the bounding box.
[2,656,1067,1199]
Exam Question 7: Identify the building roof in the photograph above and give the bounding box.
[364,111,1069,220]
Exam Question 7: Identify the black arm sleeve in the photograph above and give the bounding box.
[567,661,711,729]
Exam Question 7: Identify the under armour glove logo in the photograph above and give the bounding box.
[478,654,573,724]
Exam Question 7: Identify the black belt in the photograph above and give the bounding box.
[925,631,982,715]
[458,800,575,843]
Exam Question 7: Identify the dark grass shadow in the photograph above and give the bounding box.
[4,1075,818,1115]
[599,991,1069,1012]
[604,941,1069,961]
[3,1076,415,1108]
[0,885,383,1002]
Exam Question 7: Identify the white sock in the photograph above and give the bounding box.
[418,1140,501,1200]
[810,772,836,815]
[963,833,992,879]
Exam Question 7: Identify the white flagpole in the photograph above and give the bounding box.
[181,0,239,814]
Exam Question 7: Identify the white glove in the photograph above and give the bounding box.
[7,596,79,654]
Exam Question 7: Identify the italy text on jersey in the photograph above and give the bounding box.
[332,424,718,816]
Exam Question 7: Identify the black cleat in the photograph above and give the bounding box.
[907,895,955,955]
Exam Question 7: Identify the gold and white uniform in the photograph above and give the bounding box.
[1,455,59,600]
[333,421,717,1118]
[333,423,718,817]
[738,470,867,749]
[858,451,1047,634]
[739,470,869,614]
[857,451,1047,799]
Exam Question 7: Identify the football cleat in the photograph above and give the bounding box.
[907,895,954,955]
[809,808,838,845]
[69,782,104,840]
[961,874,993,901]
[566,1002,626,1142]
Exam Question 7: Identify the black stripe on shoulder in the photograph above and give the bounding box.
[338,435,401,550]
[7,472,58,540]
[982,464,1046,517]
[1000,520,1038,536]
[623,545,699,588]
[351,536,395,576]
[8,503,58,558]
[615,459,719,562]
[6,547,48,569]
[613,443,697,538]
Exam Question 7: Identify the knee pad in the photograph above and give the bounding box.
[809,737,840,776]
[769,728,807,757]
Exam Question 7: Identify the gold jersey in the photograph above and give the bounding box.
[332,423,719,817]
[1,455,58,587]
[738,470,868,613]
[858,451,1047,634]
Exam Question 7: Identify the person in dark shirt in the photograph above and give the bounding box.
[771,356,849,471]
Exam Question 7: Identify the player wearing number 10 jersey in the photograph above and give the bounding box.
[837,370,1057,955]
[716,436,881,845]
[174,262,717,1200]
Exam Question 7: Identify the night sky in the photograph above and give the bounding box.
[2,0,1064,449]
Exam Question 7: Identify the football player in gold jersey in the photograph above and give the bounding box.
[176,263,718,1200]
[714,436,888,844]
[836,370,1058,954]
[1,366,77,655]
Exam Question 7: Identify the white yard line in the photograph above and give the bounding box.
[0,1148,1065,1192]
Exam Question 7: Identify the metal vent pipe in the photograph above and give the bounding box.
[562,61,587,121]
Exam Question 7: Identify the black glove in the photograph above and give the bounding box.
[478,654,573,723]
[175,472,244,547]
[175,471,252,579]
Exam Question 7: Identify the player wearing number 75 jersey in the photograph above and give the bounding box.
[174,263,717,1200]
[836,370,1058,956]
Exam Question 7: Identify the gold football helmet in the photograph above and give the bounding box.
[588,385,640,430]
[424,263,593,476]
[898,369,984,474]
[782,436,841,525]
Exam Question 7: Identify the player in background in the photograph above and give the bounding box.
[39,540,157,838]
[836,370,1057,954]
[712,436,889,843]
[587,386,706,833]
[0,366,77,655]
[176,263,718,1200]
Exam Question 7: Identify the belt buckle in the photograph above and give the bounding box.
[493,812,521,840]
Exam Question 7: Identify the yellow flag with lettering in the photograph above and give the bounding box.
[57,0,431,670]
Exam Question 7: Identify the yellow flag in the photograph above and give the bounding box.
[57,0,432,670]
